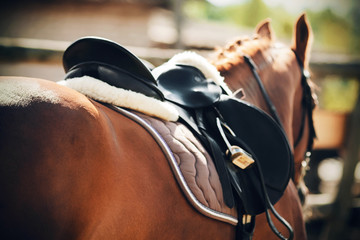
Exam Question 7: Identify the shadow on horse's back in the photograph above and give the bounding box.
[0,77,235,239]
[0,14,315,240]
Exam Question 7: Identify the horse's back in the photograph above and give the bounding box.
[0,77,234,239]
[0,77,107,239]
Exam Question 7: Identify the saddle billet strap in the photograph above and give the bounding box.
[194,109,235,208]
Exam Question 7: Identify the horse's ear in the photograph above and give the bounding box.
[292,14,313,67]
[255,19,274,41]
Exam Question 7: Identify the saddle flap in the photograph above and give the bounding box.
[214,95,293,215]
[156,64,222,108]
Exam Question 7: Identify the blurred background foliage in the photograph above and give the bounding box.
[320,77,359,112]
[184,0,359,55]
[184,0,359,113]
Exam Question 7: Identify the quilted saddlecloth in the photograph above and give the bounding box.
[114,106,238,225]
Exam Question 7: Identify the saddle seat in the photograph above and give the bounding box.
[155,64,222,108]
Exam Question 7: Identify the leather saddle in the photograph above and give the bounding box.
[156,64,293,215]
[62,37,293,216]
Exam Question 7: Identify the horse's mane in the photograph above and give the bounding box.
[211,35,272,74]
[211,32,318,109]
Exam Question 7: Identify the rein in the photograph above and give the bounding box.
[240,54,293,240]
[237,52,315,240]
[243,55,283,126]
[242,51,316,168]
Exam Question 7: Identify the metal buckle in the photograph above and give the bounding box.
[300,151,311,178]
[216,118,255,169]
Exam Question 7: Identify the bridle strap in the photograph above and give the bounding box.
[292,50,316,153]
[242,55,294,240]
[240,52,317,239]
[243,55,283,126]
[243,54,295,179]
[243,53,316,155]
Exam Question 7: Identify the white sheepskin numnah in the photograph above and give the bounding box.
[58,76,179,121]
[152,51,232,95]
[0,79,60,107]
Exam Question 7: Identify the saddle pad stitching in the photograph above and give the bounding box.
[158,119,227,210]
[139,114,238,225]
[141,117,215,208]
[138,112,238,221]
[111,106,238,225]
[181,126,230,208]
[161,126,214,207]
[172,125,224,207]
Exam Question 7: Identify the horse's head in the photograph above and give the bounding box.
[212,14,316,184]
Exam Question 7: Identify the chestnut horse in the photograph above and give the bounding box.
[211,14,315,240]
[0,15,315,239]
